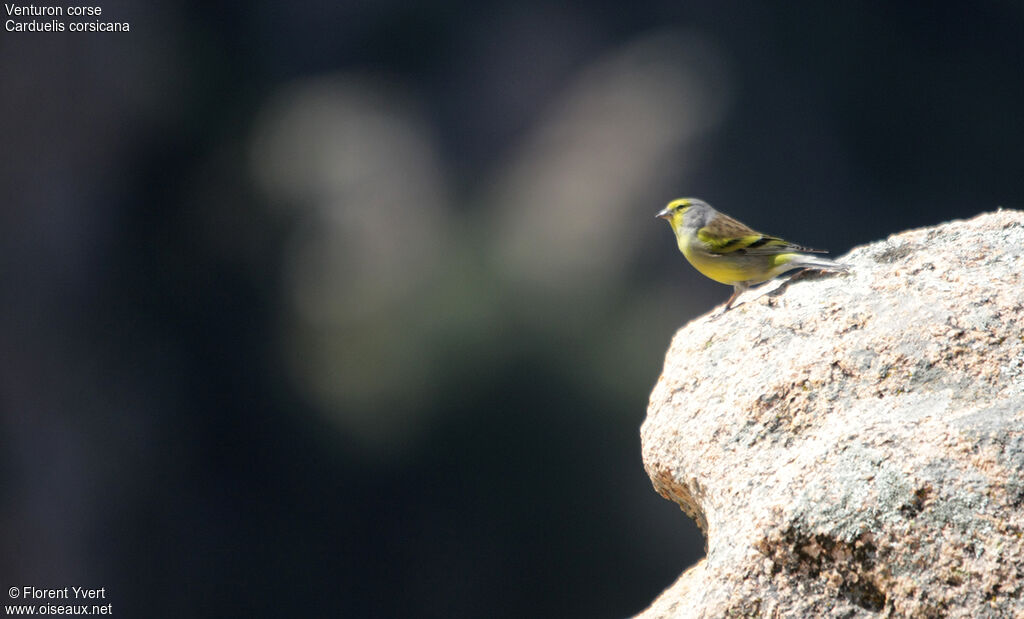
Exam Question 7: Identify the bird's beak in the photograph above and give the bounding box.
[655,208,672,220]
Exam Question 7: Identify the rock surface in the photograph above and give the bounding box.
[639,210,1024,618]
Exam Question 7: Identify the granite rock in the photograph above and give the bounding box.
[639,210,1024,618]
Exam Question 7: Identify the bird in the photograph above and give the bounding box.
[656,197,849,310]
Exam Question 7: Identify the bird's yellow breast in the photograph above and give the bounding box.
[681,243,749,285]
[677,233,794,285]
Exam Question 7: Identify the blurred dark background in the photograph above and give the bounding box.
[2,1,1022,617]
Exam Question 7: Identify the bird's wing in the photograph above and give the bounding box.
[697,212,827,255]
[733,236,828,255]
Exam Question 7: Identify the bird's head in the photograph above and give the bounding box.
[655,197,711,231]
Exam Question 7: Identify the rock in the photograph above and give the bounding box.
[638,210,1024,617]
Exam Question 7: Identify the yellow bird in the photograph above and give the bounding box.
[657,198,849,310]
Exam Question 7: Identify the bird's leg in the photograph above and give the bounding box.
[723,284,748,311]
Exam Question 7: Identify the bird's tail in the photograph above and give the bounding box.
[791,254,850,273]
